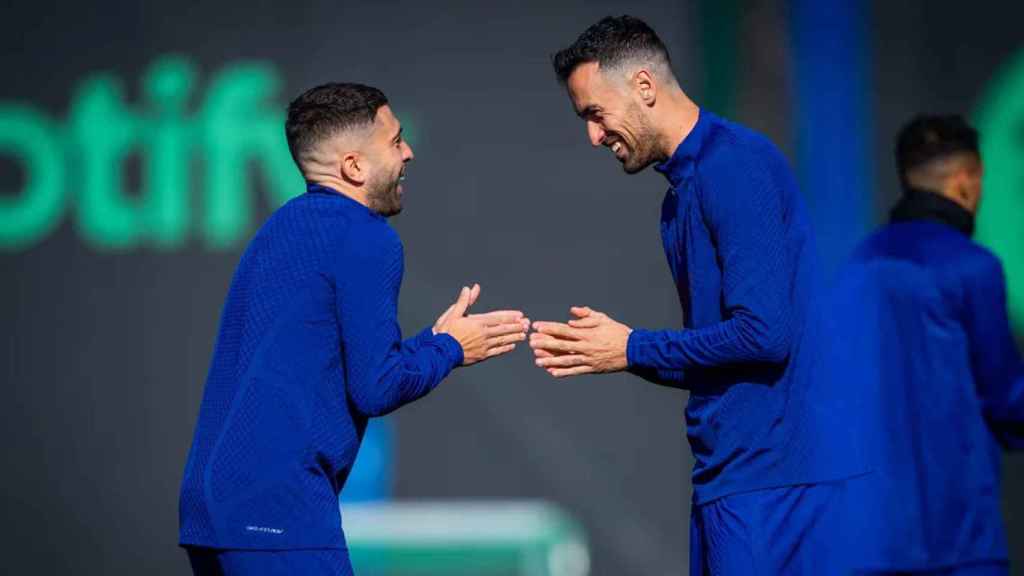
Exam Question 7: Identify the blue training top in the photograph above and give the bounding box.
[626,109,867,504]
[179,183,463,550]
[827,218,1024,570]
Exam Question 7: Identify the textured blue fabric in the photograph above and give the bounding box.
[179,183,463,551]
[186,547,354,575]
[626,109,867,504]
[823,220,1024,571]
[689,480,858,576]
[856,563,1009,576]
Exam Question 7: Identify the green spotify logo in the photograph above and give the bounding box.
[0,55,303,251]
[974,47,1024,337]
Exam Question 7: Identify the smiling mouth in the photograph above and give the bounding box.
[609,141,626,159]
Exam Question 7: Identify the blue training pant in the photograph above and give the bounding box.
[186,547,353,576]
[690,480,857,576]
[856,563,1008,576]
[689,478,1009,576]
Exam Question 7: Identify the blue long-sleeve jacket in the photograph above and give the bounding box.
[179,183,463,550]
[829,218,1024,570]
[626,110,866,504]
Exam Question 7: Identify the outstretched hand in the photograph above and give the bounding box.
[433,284,530,366]
[529,306,632,378]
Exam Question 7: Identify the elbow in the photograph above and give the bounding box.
[348,375,401,418]
[350,392,398,418]
[737,312,792,364]
[752,337,789,364]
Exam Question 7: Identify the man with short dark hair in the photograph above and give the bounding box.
[178,83,530,575]
[531,15,866,574]
[827,115,1024,575]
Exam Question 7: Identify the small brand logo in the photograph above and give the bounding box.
[245,525,285,535]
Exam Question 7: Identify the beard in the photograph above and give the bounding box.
[617,103,661,174]
[367,165,404,217]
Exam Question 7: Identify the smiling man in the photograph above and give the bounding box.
[531,16,866,574]
[178,83,529,575]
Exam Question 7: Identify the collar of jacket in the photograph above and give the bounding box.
[890,187,975,237]
[655,108,711,188]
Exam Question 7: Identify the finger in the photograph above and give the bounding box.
[533,322,581,340]
[536,354,587,368]
[436,301,457,327]
[487,322,529,337]
[568,316,601,329]
[549,365,594,378]
[486,343,517,358]
[521,318,532,332]
[532,346,564,358]
[570,306,594,318]
[467,283,481,308]
[528,335,578,353]
[488,332,527,347]
[471,310,524,325]
[451,286,472,317]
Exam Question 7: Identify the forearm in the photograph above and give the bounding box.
[349,333,463,417]
[626,313,789,373]
[627,365,687,389]
[985,367,1024,450]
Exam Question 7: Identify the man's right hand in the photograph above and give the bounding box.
[433,283,530,366]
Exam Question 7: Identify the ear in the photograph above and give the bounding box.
[947,166,977,209]
[340,151,366,185]
[633,69,657,107]
[967,162,984,210]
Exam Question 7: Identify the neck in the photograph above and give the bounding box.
[307,175,371,209]
[654,89,700,160]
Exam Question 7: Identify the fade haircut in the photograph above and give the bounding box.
[552,15,675,85]
[896,114,979,191]
[285,82,389,167]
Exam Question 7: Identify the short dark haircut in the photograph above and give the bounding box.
[285,82,388,165]
[552,15,673,84]
[896,114,979,187]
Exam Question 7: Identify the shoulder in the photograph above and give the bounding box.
[337,216,403,267]
[875,222,1005,289]
[695,115,795,202]
[693,115,796,221]
[699,115,788,176]
[956,238,1005,288]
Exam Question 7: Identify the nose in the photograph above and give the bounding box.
[402,141,414,162]
[586,120,605,147]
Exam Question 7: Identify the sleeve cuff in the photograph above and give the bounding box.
[431,333,465,369]
[626,328,656,369]
[412,326,435,348]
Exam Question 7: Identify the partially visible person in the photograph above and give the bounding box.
[827,114,1024,575]
[179,83,530,575]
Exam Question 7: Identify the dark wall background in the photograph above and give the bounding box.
[1,1,1021,574]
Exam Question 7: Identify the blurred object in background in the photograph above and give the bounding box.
[974,47,1024,341]
[345,501,589,576]
[342,418,395,503]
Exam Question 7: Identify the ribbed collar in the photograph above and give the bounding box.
[889,188,974,237]
[654,108,710,188]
